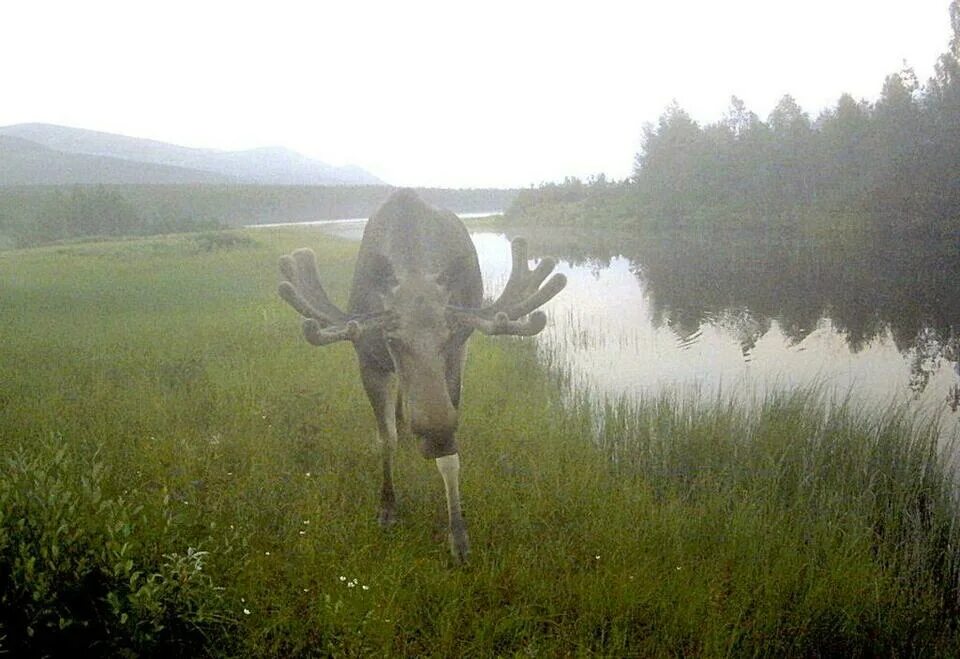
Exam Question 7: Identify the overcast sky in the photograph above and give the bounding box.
[1,1,954,188]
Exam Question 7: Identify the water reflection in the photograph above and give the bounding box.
[473,227,960,434]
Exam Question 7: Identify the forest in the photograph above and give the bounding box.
[0,185,517,249]
[510,1,960,243]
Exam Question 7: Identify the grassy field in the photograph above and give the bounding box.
[2,228,959,656]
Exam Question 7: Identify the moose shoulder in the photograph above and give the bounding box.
[278,189,566,562]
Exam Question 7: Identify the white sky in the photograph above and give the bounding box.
[1,1,954,188]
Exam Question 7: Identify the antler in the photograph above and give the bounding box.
[448,309,548,336]
[279,248,396,346]
[278,248,348,327]
[485,238,566,319]
[448,238,565,337]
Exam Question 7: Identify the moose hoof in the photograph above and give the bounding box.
[378,507,398,528]
[449,528,470,565]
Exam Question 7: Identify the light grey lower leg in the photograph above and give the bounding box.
[436,453,469,562]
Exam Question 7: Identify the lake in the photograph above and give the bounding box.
[268,216,960,439]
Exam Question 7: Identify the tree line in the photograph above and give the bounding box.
[0,185,518,248]
[29,187,221,243]
[512,1,960,241]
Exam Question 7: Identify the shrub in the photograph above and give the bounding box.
[0,434,236,657]
[193,231,257,252]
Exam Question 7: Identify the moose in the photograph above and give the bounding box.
[278,189,565,562]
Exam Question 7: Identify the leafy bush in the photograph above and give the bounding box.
[193,231,258,252]
[0,434,236,657]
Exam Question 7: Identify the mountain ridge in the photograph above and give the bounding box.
[0,123,384,186]
[0,134,233,186]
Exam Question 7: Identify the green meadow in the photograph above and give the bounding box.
[1,229,959,656]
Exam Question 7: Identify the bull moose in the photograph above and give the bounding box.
[278,189,566,562]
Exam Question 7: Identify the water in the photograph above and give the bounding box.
[483,228,960,440]
[249,211,502,241]
[300,217,960,437]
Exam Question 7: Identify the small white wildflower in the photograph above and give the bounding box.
[362,585,370,591]
[303,588,310,593]
[339,576,346,582]
[243,608,251,615]
[347,582,355,588]
[305,472,311,477]
[299,530,306,536]
[594,555,600,560]
[265,551,271,556]
[302,520,310,525]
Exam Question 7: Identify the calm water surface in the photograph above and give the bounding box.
[478,234,956,405]
[306,218,960,437]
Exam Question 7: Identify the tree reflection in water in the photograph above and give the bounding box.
[477,225,960,432]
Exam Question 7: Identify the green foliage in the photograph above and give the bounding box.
[0,434,237,657]
[0,186,224,247]
[193,231,259,252]
[508,175,634,227]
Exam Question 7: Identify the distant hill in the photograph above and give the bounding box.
[0,123,385,186]
[0,135,232,185]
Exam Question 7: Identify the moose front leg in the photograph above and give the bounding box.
[436,453,469,563]
[360,366,399,527]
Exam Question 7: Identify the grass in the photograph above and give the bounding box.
[1,228,959,656]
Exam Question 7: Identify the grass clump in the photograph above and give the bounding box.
[590,390,960,655]
[193,231,259,252]
[0,228,958,655]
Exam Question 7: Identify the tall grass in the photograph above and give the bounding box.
[1,229,958,656]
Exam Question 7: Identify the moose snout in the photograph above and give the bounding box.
[399,359,460,439]
[409,403,458,439]
[410,400,459,459]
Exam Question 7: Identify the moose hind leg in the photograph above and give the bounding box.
[361,367,399,527]
[436,453,469,563]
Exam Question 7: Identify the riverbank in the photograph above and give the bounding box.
[1,228,958,656]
